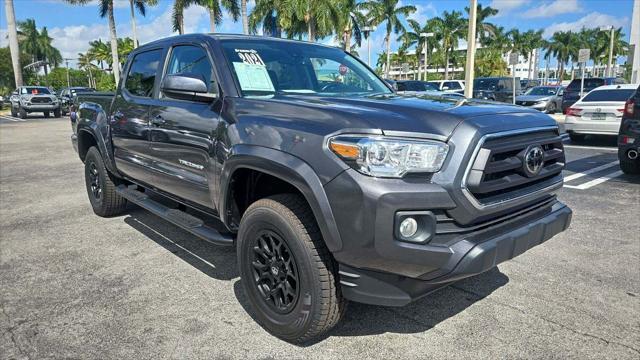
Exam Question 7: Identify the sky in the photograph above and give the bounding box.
[0,0,635,68]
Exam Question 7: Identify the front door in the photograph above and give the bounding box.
[111,48,164,182]
[146,43,222,210]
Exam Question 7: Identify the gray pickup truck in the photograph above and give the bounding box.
[10,86,61,118]
[72,34,572,342]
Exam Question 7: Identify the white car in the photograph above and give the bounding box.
[427,80,465,93]
[564,84,638,141]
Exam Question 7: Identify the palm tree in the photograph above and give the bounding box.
[337,0,367,52]
[117,37,136,65]
[78,52,97,87]
[17,19,40,63]
[88,39,111,69]
[289,0,340,42]
[522,30,543,79]
[431,10,465,80]
[464,3,498,45]
[38,27,62,75]
[359,0,416,78]
[4,0,23,86]
[65,0,121,85]
[545,31,578,81]
[129,0,158,48]
[173,0,240,34]
[398,19,436,81]
[249,0,286,37]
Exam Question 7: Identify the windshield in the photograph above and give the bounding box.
[525,87,558,96]
[21,87,51,95]
[220,40,391,97]
[474,79,499,90]
[582,89,635,102]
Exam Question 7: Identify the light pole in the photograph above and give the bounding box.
[464,0,478,98]
[420,32,434,81]
[64,58,73,88]
[600,26,615,77]
[363,26,374,67]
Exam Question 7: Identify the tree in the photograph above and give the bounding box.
[398,19,436,81]
[17,19,40,63]
[337,0,367,52]
[523,29,543,79]
[129,0,158,48]
[359,0,416,78]
[545,31,579,82]
[66,0,121,86]
[4,0,23,87]
[431,10,465,80]
[117,37,135,65]
[38,27,62,76]
[78,52,97,87]
[464,3,498,46]
[88,39,111,69]
[173,0,240,34]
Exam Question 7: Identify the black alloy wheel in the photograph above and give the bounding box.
[251,230,300,314]
[88,161,102,201]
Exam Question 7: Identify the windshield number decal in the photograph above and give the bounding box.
[235,49,265,66]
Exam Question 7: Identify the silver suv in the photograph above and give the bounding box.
[10,86,61,119]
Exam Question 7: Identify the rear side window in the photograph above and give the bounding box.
[166,45,215,93]
[444,81,461,90]
[567,78,604,90]
[582,89,635,102]
[125,49,163,97]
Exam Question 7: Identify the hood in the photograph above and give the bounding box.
[231,94,542,139]
[516,95,551,102]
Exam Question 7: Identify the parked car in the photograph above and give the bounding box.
[618,84,640,174]
[472,77,521,103]
[515,86,564,113]
[9,86,61,118]
[561,77,626,113]
[58,87,96,115]
[564,84,638,142]
[383,78,397,91]
[396,80,439,93]
[520,79,541,91]
[427,80,465,93]
[72,34,571,343]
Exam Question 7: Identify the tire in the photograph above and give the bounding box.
[546,102,557,114]
[10,106,17,117]
[54,108,61,117]
[619,159,640,175]
[44,111,50,118]
[237,194,346,343]
[84,146,127,217]
[569,133,586,142]
[18,106,27,119]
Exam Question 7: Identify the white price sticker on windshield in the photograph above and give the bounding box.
[233,62,275,92]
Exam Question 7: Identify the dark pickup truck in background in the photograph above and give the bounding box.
[71,34,572,343]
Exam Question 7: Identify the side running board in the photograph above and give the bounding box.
[116,185,234,246]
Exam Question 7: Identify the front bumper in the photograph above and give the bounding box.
[338,201,572,306]
[21,103,59,111]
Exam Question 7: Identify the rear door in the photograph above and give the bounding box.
[146,43,222,210]
[111,47,165,182]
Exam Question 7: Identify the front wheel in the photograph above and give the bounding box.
[10,106,17,117]
[44,111,50,118]
[237,194,346,343]
[84,147,127,217]
[53,108,61,117]
[18,106,27,119]
[546,102,557,114]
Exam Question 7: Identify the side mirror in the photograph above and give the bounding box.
[161,73,217,102]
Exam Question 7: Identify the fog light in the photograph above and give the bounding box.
[399,217,418,238]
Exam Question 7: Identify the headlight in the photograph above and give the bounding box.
[329,135,449,178]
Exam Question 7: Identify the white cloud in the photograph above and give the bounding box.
[522,0,581,18]
[490,0,531,15]
[543,11,629,38]
[48,5,208,65]
[412,2,438,25]
[43,0,130,8]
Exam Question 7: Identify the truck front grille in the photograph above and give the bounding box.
[31,97,52,103]
[463,128,564,206]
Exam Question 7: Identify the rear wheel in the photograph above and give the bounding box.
[44,111,50,118]
[84,146,127,217]
[619,159,640,174]
[53,108,61,117]
[237,194,345,343]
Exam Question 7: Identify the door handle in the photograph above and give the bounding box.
[151,115,165,126]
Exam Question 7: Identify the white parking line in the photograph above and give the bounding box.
[563,161,620,182]
[564,170,624,190]
[0,115,26,122]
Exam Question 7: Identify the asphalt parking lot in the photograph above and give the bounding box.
[1,115,638,359]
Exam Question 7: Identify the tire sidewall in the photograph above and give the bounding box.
[238,205,323,341]
[84,148,106,212]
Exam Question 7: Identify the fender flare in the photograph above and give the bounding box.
[77,103,119,176]
[219,145,343,252]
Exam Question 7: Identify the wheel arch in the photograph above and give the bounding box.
[220,145,343,252]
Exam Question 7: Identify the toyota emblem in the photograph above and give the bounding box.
[524,145,544,177]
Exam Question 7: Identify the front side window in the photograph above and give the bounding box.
[125,49,162,97]
[220,40,391,97]
[165,45,215,93]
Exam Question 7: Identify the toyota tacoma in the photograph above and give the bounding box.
[71,34,572,342]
